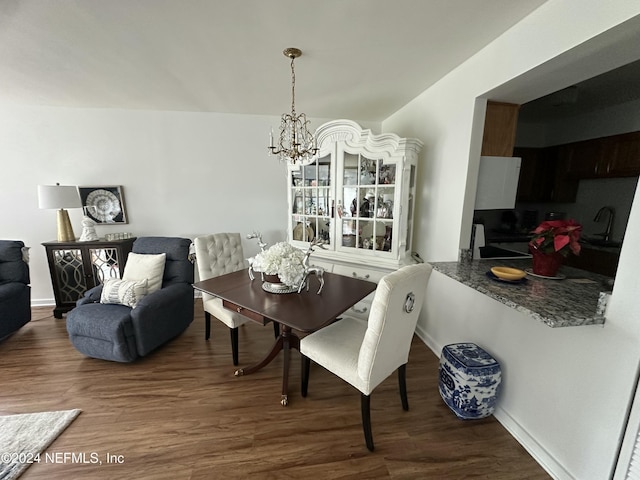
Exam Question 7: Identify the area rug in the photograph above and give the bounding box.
[0,409,81,480]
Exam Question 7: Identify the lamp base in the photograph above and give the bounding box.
[57,209,76,242]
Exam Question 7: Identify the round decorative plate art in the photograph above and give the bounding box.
[85,189,122,223]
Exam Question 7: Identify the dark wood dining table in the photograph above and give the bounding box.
[193,269,377,406]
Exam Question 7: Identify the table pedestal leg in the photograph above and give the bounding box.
[234,334,284,377]
[280,327,300,406]
[234,325,300,406]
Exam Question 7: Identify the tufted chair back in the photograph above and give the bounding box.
[193,232,279,365]
[194,233,245,300]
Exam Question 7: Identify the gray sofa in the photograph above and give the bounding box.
[0,240,31,340]
[66,237,194,362]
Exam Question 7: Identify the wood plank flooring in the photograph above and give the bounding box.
[0,302,550,479]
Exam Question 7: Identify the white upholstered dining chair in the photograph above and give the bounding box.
[300,263,433,451]
[194,233,278,365]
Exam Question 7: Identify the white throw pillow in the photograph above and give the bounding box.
[100,278,148,308]
[122,252,166,294]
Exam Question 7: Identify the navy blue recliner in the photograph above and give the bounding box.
[66,237,194,362]
[0,240,31,340]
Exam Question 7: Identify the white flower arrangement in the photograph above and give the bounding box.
[251,241,306,287]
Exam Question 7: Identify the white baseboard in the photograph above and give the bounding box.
[32,290,202,308]
[31,298,55,307]
[413,325,573,480]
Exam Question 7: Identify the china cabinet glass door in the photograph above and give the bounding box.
[290,154,332,245]
[286,120,422,269]
[338,151,396,255]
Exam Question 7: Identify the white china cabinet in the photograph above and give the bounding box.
[286,120,423,315]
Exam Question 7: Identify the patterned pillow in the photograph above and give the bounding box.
[100,278,149,308]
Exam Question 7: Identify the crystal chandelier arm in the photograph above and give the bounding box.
[267,47,319,165]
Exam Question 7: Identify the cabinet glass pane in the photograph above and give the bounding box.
[343,187,357,218]
[313,187,331,217]
[53,249,86,303]
[89,248,122,284]
[344,153,358,185]
[379,163,396,185]
[382,223,393,252]
[342,219,357,249]
[315,218,331,243]
[361,220,392,251]
[376,187,394,219]
[292,218,314,242]
[292,189,303,214]
[339,153,397,254]
[405,165,417,253]
[303,189,313,215]
[291,155,332,246]
[360,157,377,185]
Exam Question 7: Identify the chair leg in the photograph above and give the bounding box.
[361,393,374,451]
[273,322,280,338]
[205,312,211,340]
[398,364,409,411]
[301,355,310,397]
[230,327,239,366]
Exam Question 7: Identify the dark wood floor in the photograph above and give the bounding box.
[0,302,550,479]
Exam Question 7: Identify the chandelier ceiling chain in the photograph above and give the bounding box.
[268,47,319,165]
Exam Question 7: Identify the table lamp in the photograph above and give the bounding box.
[38,183,81,242]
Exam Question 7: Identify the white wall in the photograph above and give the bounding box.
[383,1,640,479]
[3,1,640,478]
[0,105,378,303]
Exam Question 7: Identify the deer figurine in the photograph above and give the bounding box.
[246,231,267,280]
[298,238,327,294]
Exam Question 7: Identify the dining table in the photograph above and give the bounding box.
[193,269,377,406]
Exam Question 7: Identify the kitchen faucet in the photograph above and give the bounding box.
[593,206,615,242]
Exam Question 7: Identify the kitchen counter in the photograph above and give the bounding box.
[430,259,611,327]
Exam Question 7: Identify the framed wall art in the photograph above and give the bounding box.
[78,186,128,224]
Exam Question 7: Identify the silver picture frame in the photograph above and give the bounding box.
[78,185,128,224]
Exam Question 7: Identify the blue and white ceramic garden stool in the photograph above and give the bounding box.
[438,343,502,419]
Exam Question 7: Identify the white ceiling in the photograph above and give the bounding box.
[0,0,548,122]
[519,59,640,122]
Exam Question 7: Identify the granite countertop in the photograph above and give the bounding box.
[430,259,611,328]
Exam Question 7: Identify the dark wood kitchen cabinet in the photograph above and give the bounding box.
[481,101,520,157]
[562,138,606,178]
[43,238,135,318]
[609,131,640,176]
[564,131,640,179]
[515,146,578,203]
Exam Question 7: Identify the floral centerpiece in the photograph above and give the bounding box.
[528,219,582,276]
[251,241,306,292]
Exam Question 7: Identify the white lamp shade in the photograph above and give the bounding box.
[38,185,81,209]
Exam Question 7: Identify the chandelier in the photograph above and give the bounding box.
[268,48,318,165]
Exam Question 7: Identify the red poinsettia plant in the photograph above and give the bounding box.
[529,219,582,257]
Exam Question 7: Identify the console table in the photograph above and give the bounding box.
[42,238,136,318]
